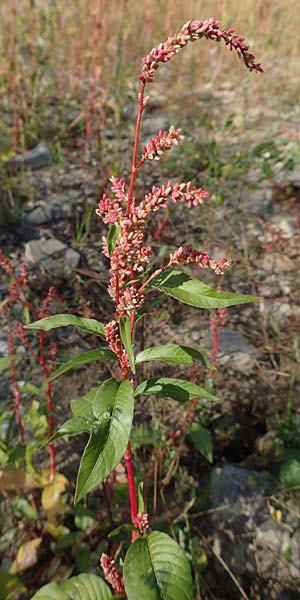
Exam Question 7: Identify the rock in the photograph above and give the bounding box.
[24,201,53,225]
[64,248,81,271]
[24,238,80,274]
[213,533,257,577]
[262,253,295,274]
[217,328,257,372]
[211,466,275,519]
[7,142,52,171]
[256,520,300,579]
[0,338,8,355]
[259,300,300,324]
[142,115,169,137]
[210,466,300,588]
[240,186,273,216]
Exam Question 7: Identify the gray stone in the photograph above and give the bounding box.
[213,533,257,577]
[240,186,273,216]
[64,248,80,271]
[216,328,257,372]
[24,238,81,275]
[25,238,66,265]
[259,300,300,324]
[142,115,169,137]
[24,201,53,225]
[211,466,275,517]
[7,142,52,171]
[210,466,300,585]
[256,520,300,579]
[262,253,294,274]
[0,338,8,355]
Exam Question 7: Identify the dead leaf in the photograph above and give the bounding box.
[9,538,42,574]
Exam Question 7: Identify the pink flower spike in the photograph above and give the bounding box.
[100,554,124,595]
[139,17,262,83]
[141,126,185,163]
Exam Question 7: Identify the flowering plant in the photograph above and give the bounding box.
[29,18,261,599]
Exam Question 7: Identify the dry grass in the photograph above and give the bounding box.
[0,0,298,152]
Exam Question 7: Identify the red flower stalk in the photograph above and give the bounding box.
[0,253,57,477]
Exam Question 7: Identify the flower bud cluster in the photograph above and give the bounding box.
[168,246,234,275]
[39,287,56,319]
[141,181,210,214]
[0,250,13,275]
[100,553,124,595]
[133,512,149,535]
[139,17,262,83]
[141,126,184,162]
[101,180,210,317]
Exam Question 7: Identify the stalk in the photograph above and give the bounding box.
[39,331,56,480]
[126,82,145,217]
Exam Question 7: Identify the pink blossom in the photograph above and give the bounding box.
[141,126,184,163]
[133,512,149,535]
[168,246,234,274]
[139,18,262,83]
[96,193,123,224]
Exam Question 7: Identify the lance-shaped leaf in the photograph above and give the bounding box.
[92,379,120,418]
[75,379,134,503]
[0,355,20,371]
[119,315,135,374]
[31,573,112,599]
[135,377,217,402]
[106,223,120,256]
[136,343,211,367]
[57,416,91,437]
[189,422,213,463]
[123,530,193,600]
[48,349,117,382]
[151,269,258,309]
[25,314,106,339]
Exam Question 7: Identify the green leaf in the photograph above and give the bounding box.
[58,416,91,436]
[119,315,135,374]
[130,425,154,448]
[0,355,19,372]
[71,393,93,418]
[25,314,106,339]
[108,523,135,541]
[123,530,193,600]
[135,378,217,403]
[75,379,134,502]
[137,482,145,513]
[107,223,120,256]
[0,569,27,599]
[189,422,213,463]
[136,343,211,367]
[31,573,112,599]
[92,379,120,418]
[279,458,300,488]
[48,349,117,382]
[151,269,258,309]
[70,386,104,418]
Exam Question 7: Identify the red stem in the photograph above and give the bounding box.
[126,82,145,217]
[39,331,56,479]
[124,441,138,523]
[10,361,25,443]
